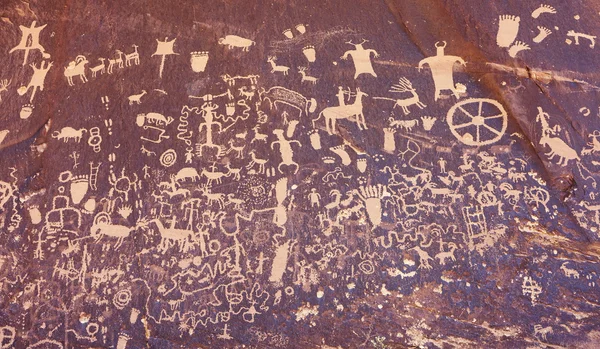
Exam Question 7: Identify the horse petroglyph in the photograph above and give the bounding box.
[0,2,598,348]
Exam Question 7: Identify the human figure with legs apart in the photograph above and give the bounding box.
[341,39,379,79]
[18,60,52,102]
[336,86,349,106]
[197,101,223,156]
[9,21,50,65]
[419,42,465,101]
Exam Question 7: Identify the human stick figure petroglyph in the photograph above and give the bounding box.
[18,61,52,102]
[0,79,10,103]
[4,7,600,347]
[419,42,465,101]
[153,37,178,78]
[522,276,543,304]
[9,21,51,65]
[341,39,379,78]
[196,102,223,156]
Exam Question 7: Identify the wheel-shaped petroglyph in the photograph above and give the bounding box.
[446,98,507,146]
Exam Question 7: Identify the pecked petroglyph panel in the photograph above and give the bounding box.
[0,0,600,348]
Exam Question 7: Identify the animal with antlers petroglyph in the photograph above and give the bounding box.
[267,56,290,75]
[373,78,426,115]
[313,88,368,135]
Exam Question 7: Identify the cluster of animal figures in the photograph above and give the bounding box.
[0,4,600,348]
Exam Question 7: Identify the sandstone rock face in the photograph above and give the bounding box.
[0,1,599,348]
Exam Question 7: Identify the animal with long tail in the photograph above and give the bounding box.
[536,107,579,166]
[373,78,426,115]
[64,55,88,86]
[312,88,368,135]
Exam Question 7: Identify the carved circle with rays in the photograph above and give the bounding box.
[447,98,508,146]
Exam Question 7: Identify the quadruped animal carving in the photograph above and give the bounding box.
[313,88,368,135]
[536,107,580,166]
[219,35,255,51]
[52,127,87,143]
[64,56,88,86]
[373,78,426,114]
[260,86,317,119]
